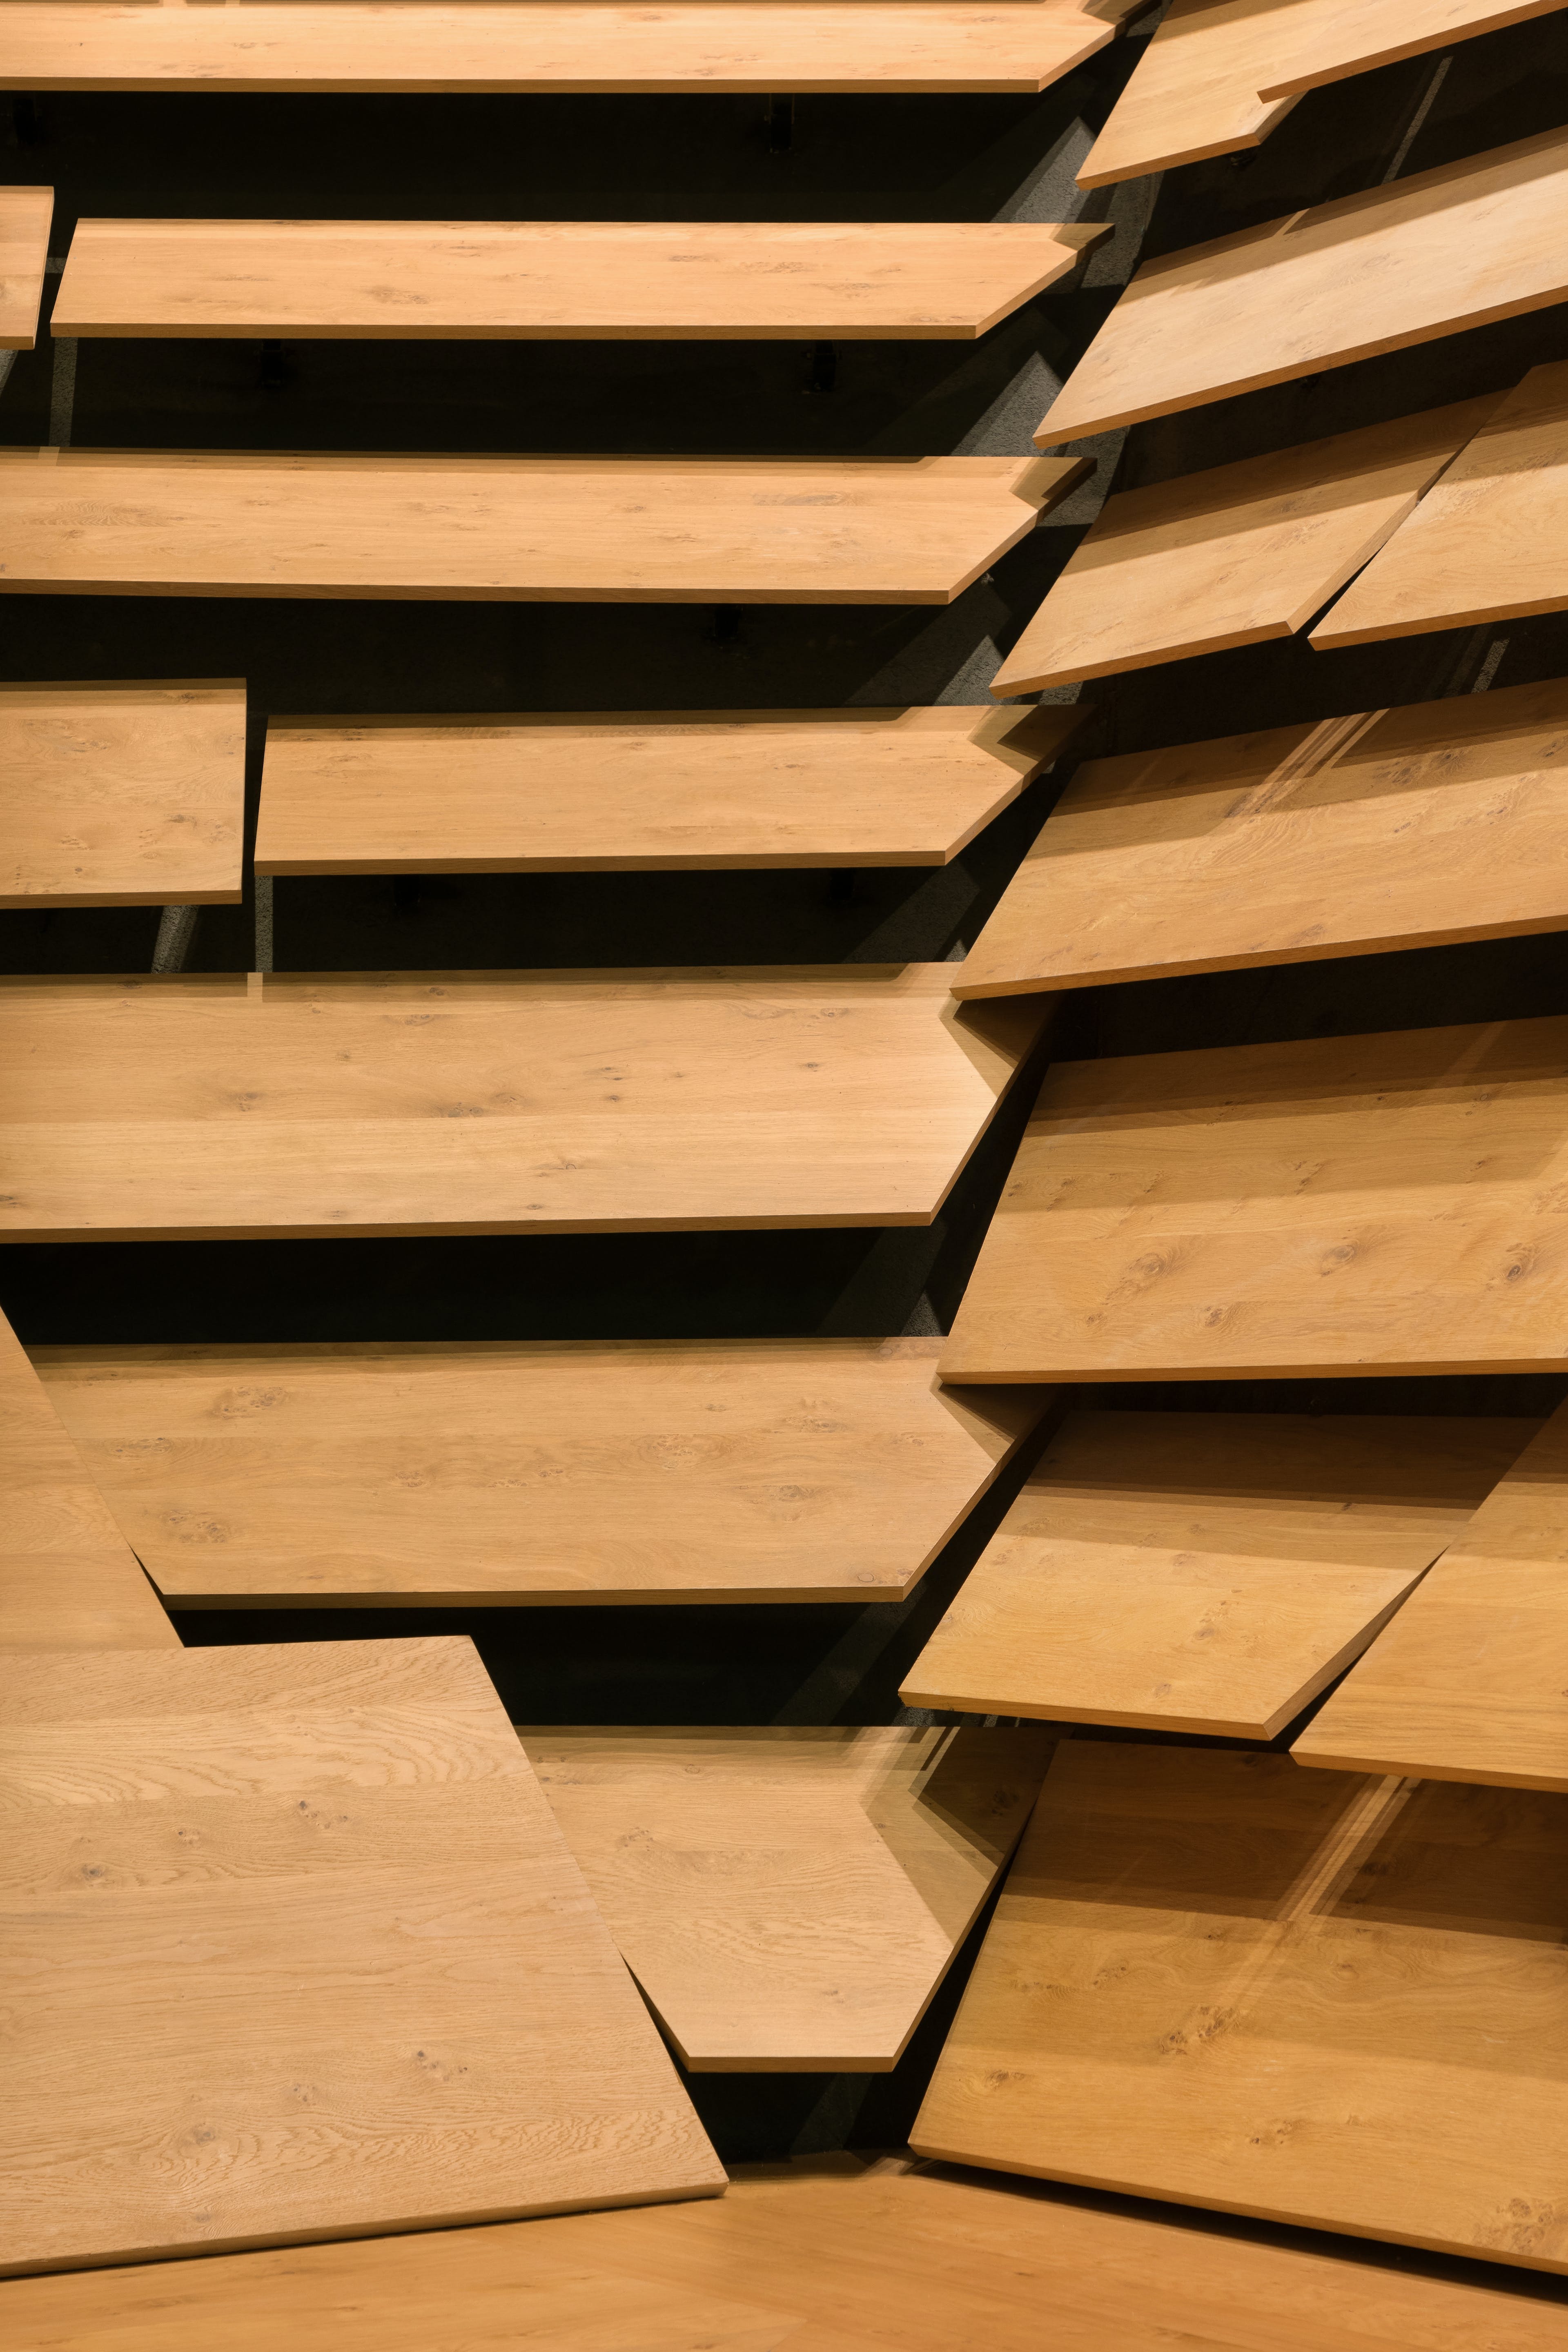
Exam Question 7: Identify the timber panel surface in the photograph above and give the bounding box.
[989,398,1492,696]
[33,1338,1048,1607]
[900,1410,1535,1737]
[0,967,1049,1241]
[940,1015,1568,1381]
[1037,129,1568,443]
[956,678,1568,996]
[525,1725,1054,2069]
[0,187,52,349]
[0,449,1083,605]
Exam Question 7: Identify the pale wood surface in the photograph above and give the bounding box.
[0,1307,175,1652]
[524,1725,1054,2069]
[900,1410,1534,1737]
[53,218,1111,341]
[957,677,1568,996]
[1313,359,1568,647]
[0,967,1049,1241]
[990,398,1492,696]
[256,705,1087,876]
[33,1339,1048,1607]
[0,682,245,909]
[940,1015,1568,1381]
[0,186,52,350]
[914,1742,1568,2273]
[0,1637,723,2275]
[0,449,1085,605]
[1297,1397,1568,1790]
[1038,129,1568,444]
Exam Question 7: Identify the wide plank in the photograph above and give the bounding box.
[0,448,1085,605]
[989,397,1492,696]
[913,1742,1568,2272]
[256,705,1088,877]
[1036,128,1568,444]
[899,1410,1534,1737]
[940,1015,1568,1381]
[0,187,52,350]
[0,967,1050,1241]
[956,677,1568,997]
[524,1725,1053,2069]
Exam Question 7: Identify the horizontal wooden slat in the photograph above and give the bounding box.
[0,186,53,350]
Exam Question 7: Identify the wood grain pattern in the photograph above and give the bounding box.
[989,399,1492,696]
[939,1015,1568,1381]
[524,1725,1054,2069]
[900,1410,1534,1737]
[0,187,53,350]
[0,1637,723,2276]
[0,448,1085,605]
[1037,129,1568,444]
[0,967,1050,1242]
[915,1743,1568,2273]
[32,1338,1048,1607]
[1296,1398,1568,1790]
[956,677,1568,996]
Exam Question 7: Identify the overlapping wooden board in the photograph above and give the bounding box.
[989,398,1493,696]
[1313,359,1568,648]
[0,1637,723,2275]
[524,1725,1054,2069]
[955,677,1568,996]
[940,1015,1568,1382]
[1296,1397,1568,1790]
[256,705,1088,877]
[1036,128,1568,445]
[0,449,1085,605]
[32,1338,1049,1607]
[0,186,53,350]
[52,218,1111,341]
[0,967,1050,1242]
[0,1306,174,1650]
[899,1410,1535,1737]
[913,1742,1568,2273]
[0,682,246,909]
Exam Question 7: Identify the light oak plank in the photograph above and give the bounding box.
[0,967,1050,1242]
[0,186,52,350]
[0,448,1085,605]
[940,1015,1568,1382]
[256,705,1088,877]
[900,1410,1534,1737]
[956,677,1568,997]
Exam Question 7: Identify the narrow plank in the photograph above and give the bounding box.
[913,1742,1568,2274]
[0,967,1050,1242]
[939,1015,1568,1382]
[955,677,1568,998]
[32,1339,1049,1607]
[1296,1397,1568,1790]
[0,187,53,350]
[1036,129,1568,445]
[0,449,1086,606]
[524,1725,1054,2069]
[989,398,1492,696]
[256,705,1088,877]
[899,1410,1534,1737]
[1312,359,1568,648]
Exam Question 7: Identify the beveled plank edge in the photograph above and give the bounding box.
[937,1354,1568,1383]
[0,885,244,910]
[1075,96,1298,189]
[1291,1739,1568,1792]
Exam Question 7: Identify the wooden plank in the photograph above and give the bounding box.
[0,1306,175,1651]
[0,967,1050,1243]
[989,398,1492,697]
[1296,1397,1568,1790]
[524,1725,1054,2069]
[939,1015,1568,1382]
[0,681,246,910]
[0,187,53,350]
[0,449,1086,606]
[1312,359,1568,648]
[913,1742,1568,2273]
[956,677,1568,997]
[32,1339,1049,1608]
[900,1410,1534,1737]
[1036,129,1568,445]
[256,705,1089,877]
[0,1637,723,2276]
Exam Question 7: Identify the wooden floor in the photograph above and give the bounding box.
[0,186,53,350]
